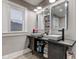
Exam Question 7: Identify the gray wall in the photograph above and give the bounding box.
[65,0,76,42]
[27,10,36,33]
[65,0,76,58]
[2,35,27,55]
[2,0,36,56]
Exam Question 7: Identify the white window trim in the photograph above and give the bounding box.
[8,1,25,33]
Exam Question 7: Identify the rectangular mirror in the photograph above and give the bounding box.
[36,1,68,35]
[51,1,68,31]
[37,12,44,33]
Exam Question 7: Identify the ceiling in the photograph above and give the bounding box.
[9,0,49,11]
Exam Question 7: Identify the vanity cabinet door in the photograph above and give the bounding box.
[28,37,35,54]
[48,42,66,59]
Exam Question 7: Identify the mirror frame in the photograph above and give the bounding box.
[65,0,68,30]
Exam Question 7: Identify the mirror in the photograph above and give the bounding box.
[36,1,68,34]
[37,11,44,33]
[51,1,68,31]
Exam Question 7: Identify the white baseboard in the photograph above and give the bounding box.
[2,48,32,59]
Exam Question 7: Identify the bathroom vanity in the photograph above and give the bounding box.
[27,33,76,59]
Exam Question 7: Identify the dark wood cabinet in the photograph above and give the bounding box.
[48,41,66,59]
[28,36,75,59]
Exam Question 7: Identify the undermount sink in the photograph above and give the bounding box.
[31,33,43,38]
[47,35,62,37]
[43,34,62,41]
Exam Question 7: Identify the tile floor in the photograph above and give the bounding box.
[14,52,71,59]
[14,53,41,59]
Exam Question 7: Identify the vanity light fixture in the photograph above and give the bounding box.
[65,2,67,7]
[34,6,42,12]
[49,0,56,3]
[34,9,38,12]
[37,6,42,10]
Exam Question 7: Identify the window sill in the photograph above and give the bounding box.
[2,32,31,37]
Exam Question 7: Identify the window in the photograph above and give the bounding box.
[10,7,24,31]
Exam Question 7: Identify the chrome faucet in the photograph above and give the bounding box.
[58,28,64,41]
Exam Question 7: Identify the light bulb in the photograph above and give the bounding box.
[49,0,56,3]
[37,6,42,10]
[65,2,67,7]
[34,9,38,12]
